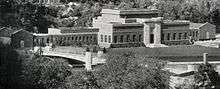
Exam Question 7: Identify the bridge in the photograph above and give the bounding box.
[42,51,106,65]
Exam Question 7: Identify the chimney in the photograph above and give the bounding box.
[85,51,92,71]
[203,53,208,64]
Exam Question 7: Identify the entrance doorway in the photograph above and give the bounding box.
[150,34,154,43]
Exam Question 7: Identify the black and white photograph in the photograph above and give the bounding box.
[1,0,220,89]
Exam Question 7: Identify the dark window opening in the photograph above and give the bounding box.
[133,35,136,42]
[75,36,78,41]
[184,33,187,39]
[150,34,154,43]
[114,36,117,43]
[120,35,124,43]
[173,33,176,40]
[178,33,182,40]
[139,34,142,42]
[47,38,49,43]
[79,36,81,41]
[86,36,89,41]
[101,35,103,42]
[167,33,170,40]
[105,35,107,42]
[162,33,164,41]
[82,36,85,41]
[72,37,74,40]
[108,35,111,43]
[127,35,130,42]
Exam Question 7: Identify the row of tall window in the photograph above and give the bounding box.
[35,35,97,44]
[100,35,111,43]
[62,35,96,42]
[162,31,198,41]
[113,34,143,43]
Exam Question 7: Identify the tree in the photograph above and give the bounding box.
[21,56,72,89]
[195,64,220,89]
[65,51,170,89]
[0,42,23,89]
[0,0,20,27]
[95,51,170,89]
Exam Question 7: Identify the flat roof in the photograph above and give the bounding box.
[33,32,98,36]
[59,27,99,30]
[163,20,190,25]
[112,22,144,27]
[101,9,160,15]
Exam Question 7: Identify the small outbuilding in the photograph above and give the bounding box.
[190,22,216,41]
[11,30,33,49]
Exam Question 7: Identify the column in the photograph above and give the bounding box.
[143,23,150,45]
[154,22,161,44]
[85,51,92,71]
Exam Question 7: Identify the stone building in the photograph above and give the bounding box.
[34,27,98,46]
[190,22,216,41]
[93,9,216,48]
[11,30,34,49]
[33,9,216,48]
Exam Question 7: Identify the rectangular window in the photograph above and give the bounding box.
[79,36,81,41]
[161,33,164,41]
[127,35,130,42]
[167,33,170,40]
[105,35,107,42]
[114,36,117,43]
[101,35,103,42]
[133,35,136,42]
[90,36,93,41]
[72,36,74,40]
[86,36,89,41]
[196,31,198,37]
[47,38,49,43]
[94,36,96,41]
[82,36,85,41]
[192,31,195,37]
[184,33,187,39]
[139,34,142,42]
[120,35,124,43]
[108,35,111,43]
[75,36,78,41]
[173,33,176,40]
[178,33,182,40]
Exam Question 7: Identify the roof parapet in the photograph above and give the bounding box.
[101,9,160,15]
[137,17,163,23]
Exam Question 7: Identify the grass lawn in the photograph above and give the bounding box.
[109,45,220,62]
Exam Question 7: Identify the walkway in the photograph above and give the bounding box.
[42,51,105,65]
